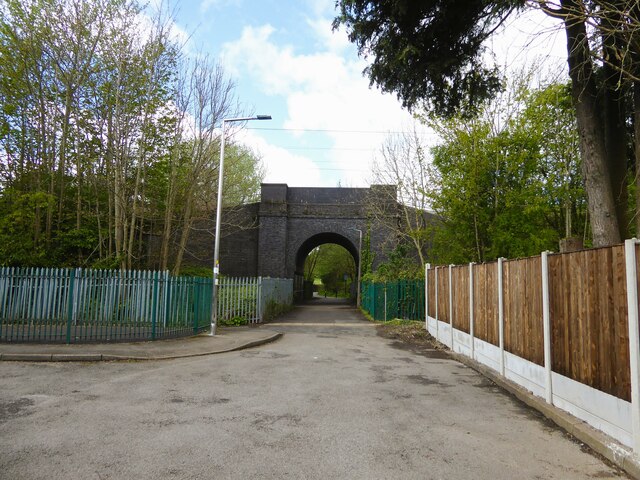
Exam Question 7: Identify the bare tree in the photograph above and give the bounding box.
[371,124,437,266]
[166,55,240,274]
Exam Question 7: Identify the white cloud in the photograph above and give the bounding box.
[235,130,324,187]
[199,0,242,14]
[221,23,419,187]
[219,6,566,189]
[305,17,351,53]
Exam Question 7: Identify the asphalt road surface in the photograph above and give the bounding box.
[0,299,627,479]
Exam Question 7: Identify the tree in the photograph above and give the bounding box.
[163,54,241,274]
[0,0,264,269]
[304,244,356,296]
[428,80,587,264]
[370,124,437,266]
[513,82,585,241]
[304,246,321,282]
[334,0,637,246]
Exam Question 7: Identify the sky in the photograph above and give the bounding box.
[165,0,568,188]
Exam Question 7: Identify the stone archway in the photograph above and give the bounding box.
[294,232,359,301]
[294,232,359,277]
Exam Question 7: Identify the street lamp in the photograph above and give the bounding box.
[210,114,272,336]
[353,228,363,309]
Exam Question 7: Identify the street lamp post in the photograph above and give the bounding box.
[354,228,363,308]
[210,115,271,336]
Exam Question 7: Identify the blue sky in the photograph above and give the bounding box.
[165,0,567,187]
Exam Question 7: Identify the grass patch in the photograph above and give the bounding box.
[376,319,443,350]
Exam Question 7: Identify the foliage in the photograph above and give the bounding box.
[303,246,321,282]
[371,124,436,266]
[383,319,422,327]
[428,80,587,264]
[304,243,356,296]
[360,226,374,276]
[0,0,264,269]
[333,0,523,117]
[219,316,248,327]
[364,244,423,282]
[335,0,640,247]
[0,190,55,266]
[176,265,214,278]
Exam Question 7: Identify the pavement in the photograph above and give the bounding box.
[0,326,283,362]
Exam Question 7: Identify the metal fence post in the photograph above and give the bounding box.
[257,276,263,322]
[162,270,169,328]
[151,271,159,340]
[65,268,77,344]
[193,278,200,334]
[384,283,388,322]
[625,238,640,455]
[498,257,505,376]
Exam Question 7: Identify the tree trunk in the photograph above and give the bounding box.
[57,89,74,230]
[172,197,194,275]
[602,7,629,239]
[634,82,640,235]
[160,174,177,271]
[562,0,620,246]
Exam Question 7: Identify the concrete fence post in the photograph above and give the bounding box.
[425,263,430,331]
[469,262,474,361]
[624,239,640,455]
[435,266,439,343]
[498,257,505,376]
[541,251,553,404]
[449,265,454,350]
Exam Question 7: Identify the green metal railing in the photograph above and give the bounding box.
[361,279,425,321]
[0,268,293,343]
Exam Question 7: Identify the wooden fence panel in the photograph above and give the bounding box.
[427,268,436,318]
[436,266,450,324]
[503,257,544,365]
[473,262,498,345]
[451,265,470,333]
[549,245,630,401]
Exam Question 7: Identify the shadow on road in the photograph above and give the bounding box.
[300,296,354,307]
[266,296,369,332]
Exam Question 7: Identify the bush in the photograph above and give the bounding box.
[263,300,293,322]
[177,265,213,278]
[219,316,248,327]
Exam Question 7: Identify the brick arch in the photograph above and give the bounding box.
[294,232,359,276]
[153,183,438,279]
[202,183,405,279]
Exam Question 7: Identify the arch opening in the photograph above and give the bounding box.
[295,232,359,274]
[296,232,359,301]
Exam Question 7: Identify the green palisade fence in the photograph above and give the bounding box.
[0,268,292,343]
[361,280,425,321]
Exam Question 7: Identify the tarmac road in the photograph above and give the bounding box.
[0,299,628,479]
